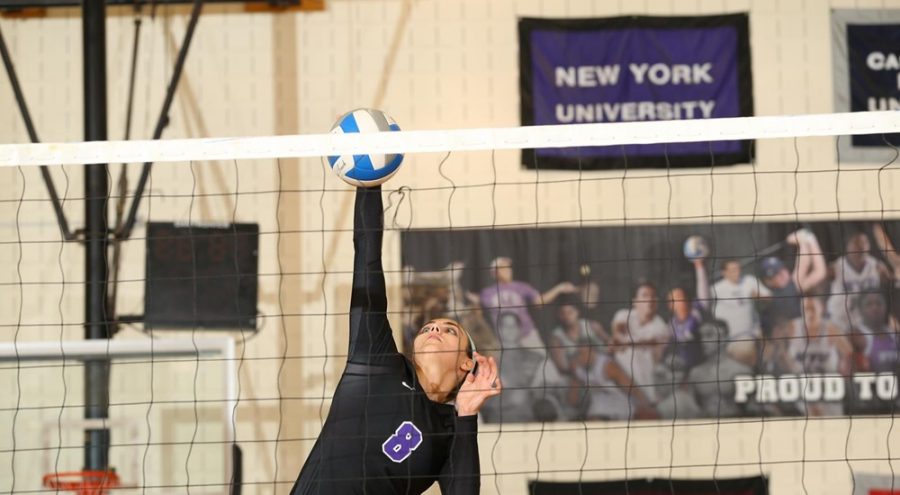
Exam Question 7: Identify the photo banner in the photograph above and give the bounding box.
[400,220,900,424]
[518,14,753,170]
[832,10,900,162]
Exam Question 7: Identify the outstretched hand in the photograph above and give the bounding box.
[455,352,502,417]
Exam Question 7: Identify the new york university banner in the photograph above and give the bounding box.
[519,14,753,170]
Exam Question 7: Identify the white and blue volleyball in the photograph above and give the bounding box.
[683,235,709,261]
[326,108,403,187]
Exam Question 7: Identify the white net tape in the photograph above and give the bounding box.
[1,111,898,167]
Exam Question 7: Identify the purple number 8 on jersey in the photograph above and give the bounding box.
[382,421,423,463]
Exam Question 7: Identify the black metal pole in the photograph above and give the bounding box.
[117,0,204,240]
[82,0,110,472]
[0,24,75,241]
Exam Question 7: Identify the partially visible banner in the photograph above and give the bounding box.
[528,476,767,495]
[853,474,900,495]
[400,220,900,424]
[832,10,900,162]
[518,14,753,170]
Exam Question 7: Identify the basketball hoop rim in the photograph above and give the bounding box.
[43,470,122,493]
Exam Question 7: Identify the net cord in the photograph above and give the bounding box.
[1,111,898,167]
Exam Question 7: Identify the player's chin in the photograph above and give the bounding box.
[412,342,444,359]
[418,347,459,363]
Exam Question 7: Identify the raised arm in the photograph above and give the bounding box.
[693,259,711,311]
[873,223,900,272]
[791,229,827,293]
[539,281,577,305]
[346,187,399,367]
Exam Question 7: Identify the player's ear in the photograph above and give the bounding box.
[460,357,474,373]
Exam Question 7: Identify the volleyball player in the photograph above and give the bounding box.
[783,297,850,378]
[711,260,770,366]
[846,292,900,414]
[548,299,611,377]
[568,337,657,421]
[546,299,613,419]
[685,319,755,418]
[611,282,670,404]
[853,292,900,373]
[474,256,576,354]
[759,228,827,335]
[666,257,712,370]
[493,312,545,422]
[291,187,501,495]
[826,231,893,332]
[780,296,851,416]
[872,223,900,322]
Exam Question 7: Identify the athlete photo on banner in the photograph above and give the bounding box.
[400,220,900,424]
[518,14,753,169]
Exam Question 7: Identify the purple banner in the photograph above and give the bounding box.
[519,15,753,169]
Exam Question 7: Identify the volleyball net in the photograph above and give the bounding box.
[1,111,900,494]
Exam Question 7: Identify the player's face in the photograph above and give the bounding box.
[765,268,791,289]
[699,322,724,357]
[413,318,469,369]
[722,261,741,283]
[847,234,870,265]
[861,294,886,327]
[558,304,579,326]
[494,264,513,283]
[667,288,689,317]
[633,286,658,317]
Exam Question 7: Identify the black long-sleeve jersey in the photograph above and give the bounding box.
[290,187,480,495]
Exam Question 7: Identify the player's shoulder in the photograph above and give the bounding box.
[688,307,704,322]
[343,354,408,377]
[549,326,567,340]
[864,253,882,266]
[612,307,630,322]
[513,280,539,293]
